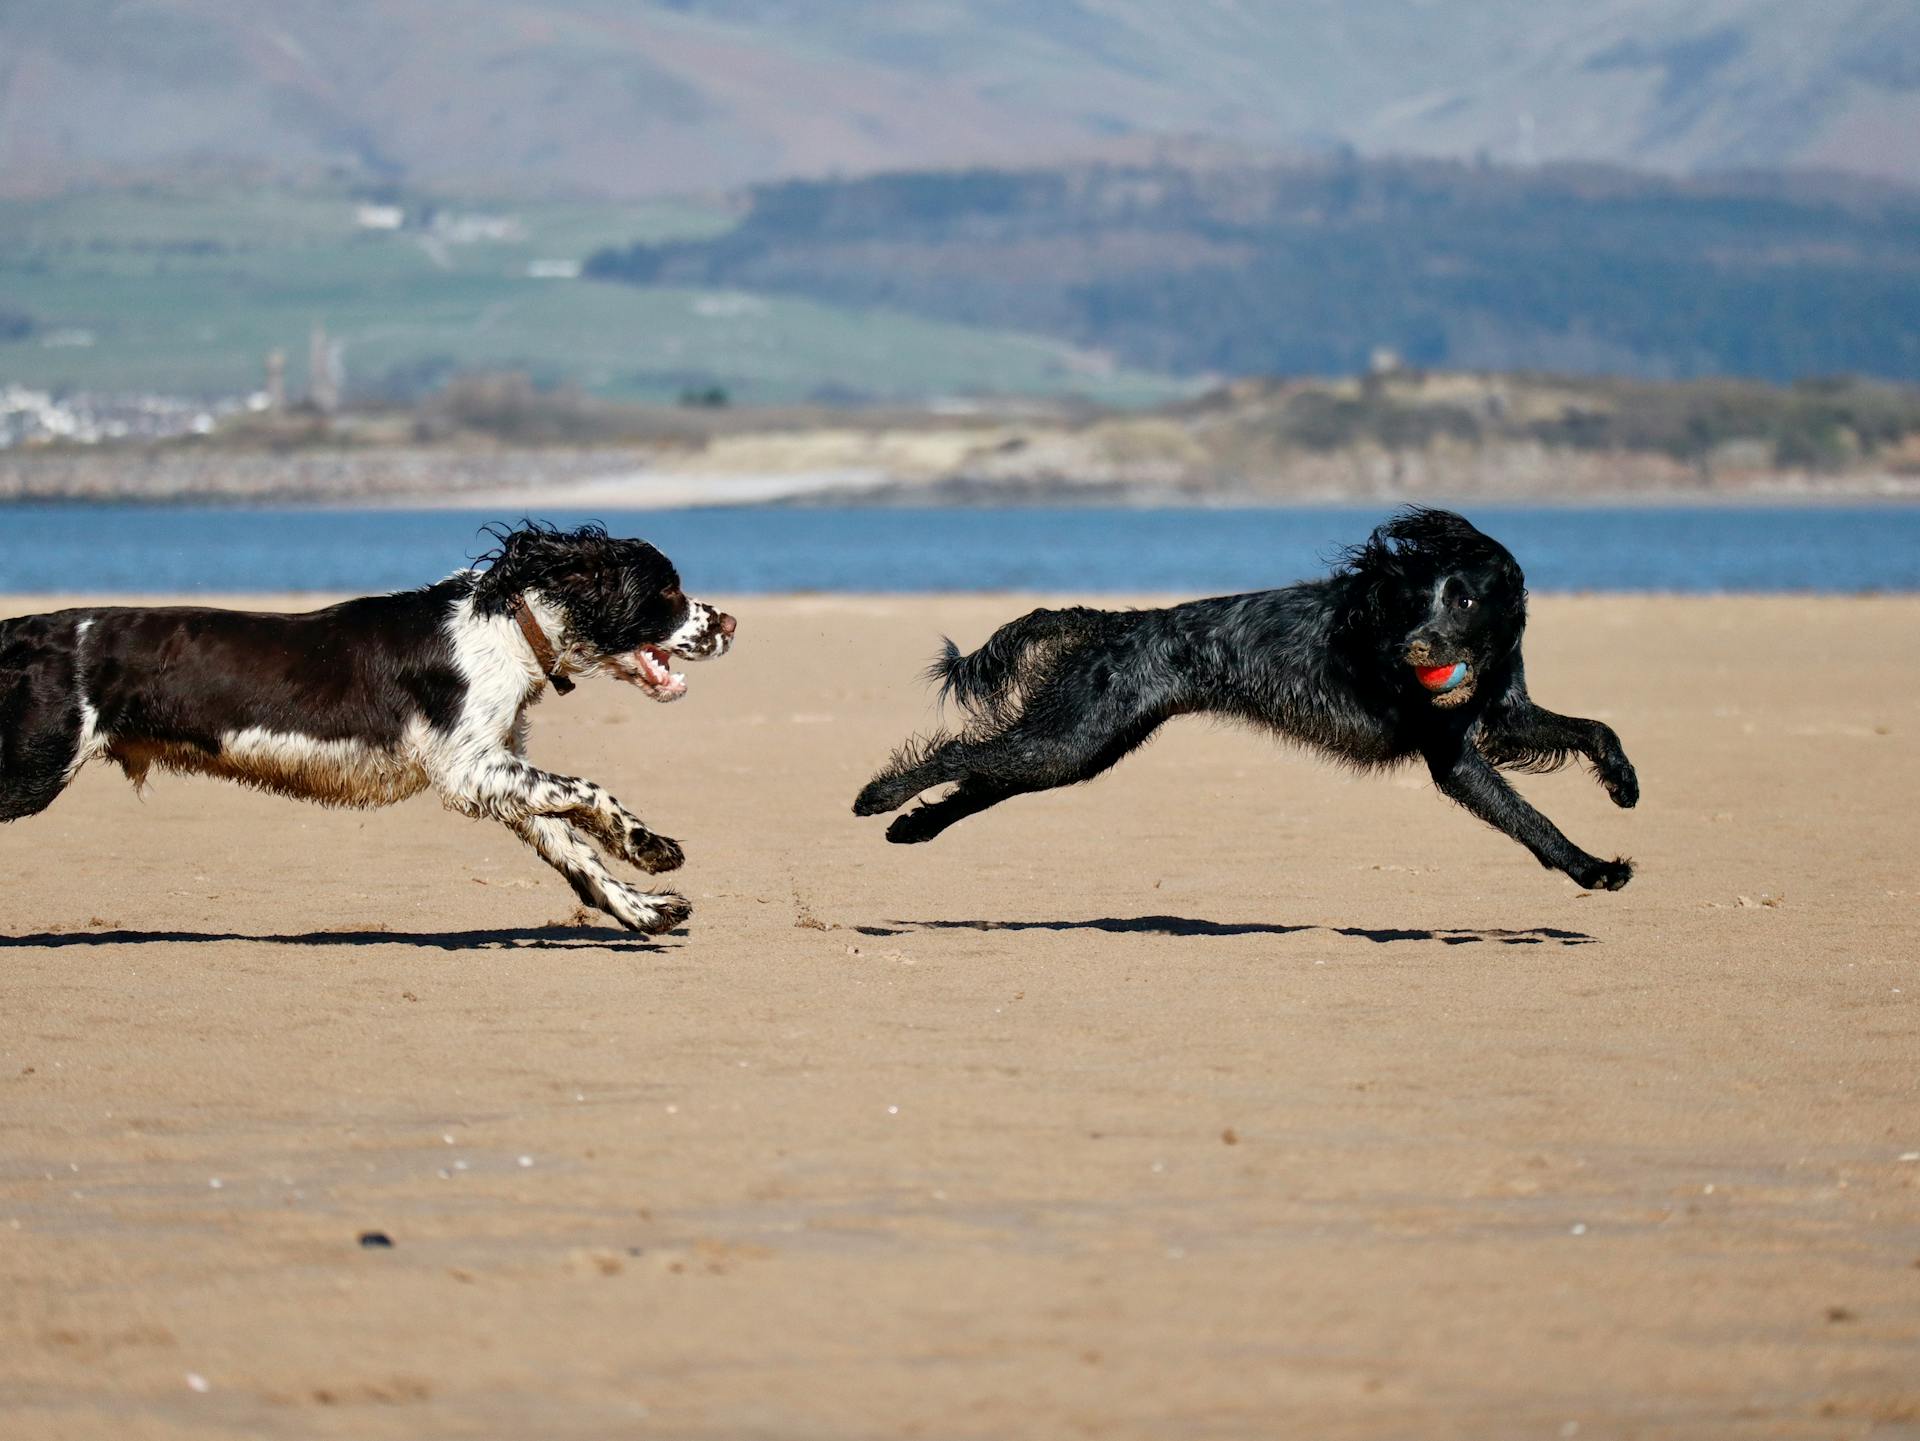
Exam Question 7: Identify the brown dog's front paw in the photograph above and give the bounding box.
[597,884,691,935]
[629,829,684,873]
[635,892,692,934]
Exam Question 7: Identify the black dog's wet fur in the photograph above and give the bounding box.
[854,507,1638,890]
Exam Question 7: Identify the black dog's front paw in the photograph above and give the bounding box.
[1599,755,1639,809]
[628,829,684,873]
[885,807,944,844]
[1575,856,1634,892]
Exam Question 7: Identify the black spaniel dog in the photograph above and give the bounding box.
[854,507,1637,890]
[0,522,735,933]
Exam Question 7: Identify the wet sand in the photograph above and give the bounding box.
[3,593,1917,1439]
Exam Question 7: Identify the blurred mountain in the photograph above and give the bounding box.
[3,0,1918,199]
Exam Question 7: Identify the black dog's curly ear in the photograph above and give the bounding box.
[1344,527,1409,636]
[1343,527,1396,574]
[1378,506,1495,556]
[1336,520,1410,594]
[1335,507,1471,636]
[1339,507,1426,576]
[1340,506,1492,579]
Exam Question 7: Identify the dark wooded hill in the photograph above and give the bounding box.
[586,158,1920,384]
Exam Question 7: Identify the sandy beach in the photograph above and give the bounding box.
[3,592,1917,1439]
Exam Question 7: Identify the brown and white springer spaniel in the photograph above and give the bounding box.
[0,522,735,934]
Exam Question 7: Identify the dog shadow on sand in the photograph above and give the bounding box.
[1,917,1596,951]
[858,916,1597,946]
[0,925,675,952]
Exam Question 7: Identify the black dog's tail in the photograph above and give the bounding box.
[932,607,1111,722]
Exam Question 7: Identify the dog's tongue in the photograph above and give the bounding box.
[632,645,686,698]
[1416,662,1467,691]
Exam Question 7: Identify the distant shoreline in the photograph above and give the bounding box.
[3,449,1916,511]
[11,370,1920,508]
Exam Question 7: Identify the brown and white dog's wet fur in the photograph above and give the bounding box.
[0,522,735,934]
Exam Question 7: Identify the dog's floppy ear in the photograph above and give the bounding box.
[1336,507,1470,637]
[1341,505,1436,577]
[1340,506,1496,582]
[1336,518,1415,630]
[471,520,612,616]
[1341,525,1398,579]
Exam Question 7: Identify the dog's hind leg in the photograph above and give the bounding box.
[0,693,87,824]
[855,608,1126,819]
[884,777,1019,844]
[0,763,71,823]
[868,709,1167,843]
[508,816,691,935]
[854,733,967,817]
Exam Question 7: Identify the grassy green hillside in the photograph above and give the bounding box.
[0,189,1182,405]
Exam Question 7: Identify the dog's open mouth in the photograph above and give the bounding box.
[618,644,687,702]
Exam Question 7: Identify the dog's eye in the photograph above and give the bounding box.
[1454,595,1476,611]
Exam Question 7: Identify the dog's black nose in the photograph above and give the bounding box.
[718,612,737,638]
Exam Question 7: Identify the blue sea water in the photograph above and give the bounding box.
[0,504,1915,595]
